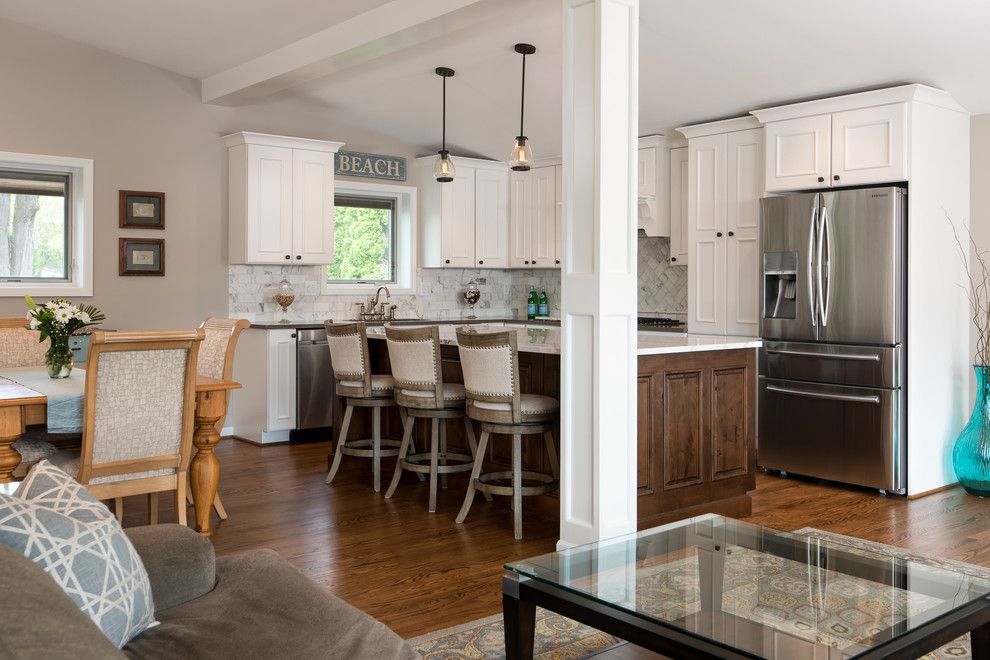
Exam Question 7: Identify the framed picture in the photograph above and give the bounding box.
[119,238,165,276]
[119,190,165,229]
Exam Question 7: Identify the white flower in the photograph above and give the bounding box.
[77,312,91,324]
[25,311,33,320]
[29,318,40,330]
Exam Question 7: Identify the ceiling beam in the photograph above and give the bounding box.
[201,0,518,105]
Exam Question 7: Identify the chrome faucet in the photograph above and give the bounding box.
[355,286,396,321]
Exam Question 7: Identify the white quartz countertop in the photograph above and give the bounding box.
[366,323,760,356]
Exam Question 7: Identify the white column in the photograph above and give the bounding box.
[559,0,639,548]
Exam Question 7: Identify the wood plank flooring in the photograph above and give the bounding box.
[124,438,990,641]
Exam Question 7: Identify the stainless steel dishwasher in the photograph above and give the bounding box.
[295,328,334,437]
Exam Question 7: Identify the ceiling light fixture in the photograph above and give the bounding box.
[510,43,536,171]
[433,67,456,183]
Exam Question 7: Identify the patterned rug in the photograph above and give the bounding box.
[408,528,990,659]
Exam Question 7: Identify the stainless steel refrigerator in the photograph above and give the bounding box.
[758,186,906,493]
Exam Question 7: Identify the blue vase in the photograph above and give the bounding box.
[953,365,990,497]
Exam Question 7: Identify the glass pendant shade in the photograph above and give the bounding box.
[434,150,455,183]
[510,136,533,171]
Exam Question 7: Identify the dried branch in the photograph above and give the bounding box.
[947,211,990,366]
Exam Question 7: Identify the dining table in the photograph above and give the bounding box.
[0,367,240,537]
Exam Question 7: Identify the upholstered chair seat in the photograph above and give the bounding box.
[337,374,395,397]
[468,393,559,423]
[397,382,467,408]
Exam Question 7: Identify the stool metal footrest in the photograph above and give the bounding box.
[475,470,555,498]
[339,438,402,459]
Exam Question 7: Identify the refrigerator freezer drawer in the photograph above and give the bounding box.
[760,341,901,389]
[758,377,904,492]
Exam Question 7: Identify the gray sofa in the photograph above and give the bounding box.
[0,524,418,659]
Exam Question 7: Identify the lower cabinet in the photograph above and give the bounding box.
[227,328,297,444]
[636,348,757,528]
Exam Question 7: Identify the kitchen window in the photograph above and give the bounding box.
[323,180,416,295]
[0,152,93,297]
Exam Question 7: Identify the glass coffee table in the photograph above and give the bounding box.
[503,514,990,659]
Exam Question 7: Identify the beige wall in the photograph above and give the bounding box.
[0,19,416,330]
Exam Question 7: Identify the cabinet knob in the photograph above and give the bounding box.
[728,231,735,237]
[524,260,530,265]
[833,175,840,181]
[445,259,450,264]
[817,176,825,183]
[478,260,484,265]
[284,255,291,260]
[671,257,677,262]
[290,333,297,339]
[716,232,723,237]
[295,255,302,260]
[555,260,560,265]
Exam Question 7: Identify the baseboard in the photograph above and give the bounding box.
[907,482,959,499]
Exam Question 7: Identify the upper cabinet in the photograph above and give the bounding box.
[753,89,923,192]
[668,146,689,265]
[510,165,559,268]
[225,132,343,265]
[637,135,671,238]
[415,156,509,268]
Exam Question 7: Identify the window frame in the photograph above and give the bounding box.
[0,151,93,297]
[326,193,398,286]
[322,180,417,296]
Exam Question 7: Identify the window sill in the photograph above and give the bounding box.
[0,281,92,297]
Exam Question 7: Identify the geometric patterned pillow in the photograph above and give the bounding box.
[0,460,157,647]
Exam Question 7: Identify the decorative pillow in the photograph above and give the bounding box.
[0,460,157,647]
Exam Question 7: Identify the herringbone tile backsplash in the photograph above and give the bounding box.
[638,235,687,315]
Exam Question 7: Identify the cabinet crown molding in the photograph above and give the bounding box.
[222,131,345,152]
[676,116,762,139]
[750,84,967,123]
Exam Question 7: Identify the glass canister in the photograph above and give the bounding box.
[274,279,296,323]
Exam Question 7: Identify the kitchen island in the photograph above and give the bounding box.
[363,323,760,528]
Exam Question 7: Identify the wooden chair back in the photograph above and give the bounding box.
[385,325,444,409]
[325,321,374,398]
[0,317,48,368]
[77,329,203,498]
[455,328,522,423]
[197,317,249,431]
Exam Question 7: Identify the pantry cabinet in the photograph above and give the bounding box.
[679,118,763,337]
[758,103,908,192]
[415,156,509,268]
[668,146,689,265]
[510,165,558,268]
[224,132,343,265]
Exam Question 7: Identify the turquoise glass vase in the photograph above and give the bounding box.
[953,365,990,497]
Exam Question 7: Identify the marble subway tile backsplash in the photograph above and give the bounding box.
[638,235,687,318]
[228,265,561,323]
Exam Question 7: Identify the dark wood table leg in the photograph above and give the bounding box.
[973,621,990,659]
[503,574,536,660]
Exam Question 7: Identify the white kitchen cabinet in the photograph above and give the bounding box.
[415,156,508,268]
[227,328,297,444]
[830,104,907,187]
[637,146,657,198]
[225,132,343,265]
[763,115,831,192]
[637,135,670,237]
[668,146,689,265]
[679,117,763,337]
[554,164,563,268]
[510,165,558,268]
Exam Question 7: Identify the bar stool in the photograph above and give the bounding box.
[383,325,480,512]
[324,321,401,492]
[454,328,560,539]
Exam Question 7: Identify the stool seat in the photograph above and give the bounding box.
[338,374,394,396]
[469,394,558,423]
[398,383,466,408]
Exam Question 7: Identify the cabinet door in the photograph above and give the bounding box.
[637,146,657,198]
[831,104,908,186]
[669,147,689,265]
[529,166,558,268]
[440,166,476,267]
[554,165,563,268]
[474,168,509,268]
[247,145,294,263]
[725,129,763,337]
[688,134,727,335]
[764,115,831,192]
[266,329,297,432]
[292,149,334,264]
[509,171,532,267]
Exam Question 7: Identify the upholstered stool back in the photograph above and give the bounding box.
[325,321,374,398]
[385,326,446,409]
[455,328,522,424]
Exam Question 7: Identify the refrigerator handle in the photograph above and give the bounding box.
[807,204,818,327]
[822,205,834,327]
[817,204,827,326]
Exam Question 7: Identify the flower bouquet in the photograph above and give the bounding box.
[25,295,105,378]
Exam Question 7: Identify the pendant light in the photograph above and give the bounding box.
[510,43,536,171]
[433,67,456,183]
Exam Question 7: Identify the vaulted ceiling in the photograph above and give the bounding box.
[3,0,989,160]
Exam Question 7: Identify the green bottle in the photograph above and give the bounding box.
[538,288,549,317]
[527,287,538,320]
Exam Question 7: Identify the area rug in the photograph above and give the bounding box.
[409,528,990,659]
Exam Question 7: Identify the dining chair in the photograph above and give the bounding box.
[0,317,59,477]
[49,329,204,525]
[183,317,250,521]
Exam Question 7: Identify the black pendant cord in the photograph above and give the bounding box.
[441,73,447,153]
[519,52,526,137]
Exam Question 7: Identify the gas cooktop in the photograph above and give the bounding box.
[637,317,687,331]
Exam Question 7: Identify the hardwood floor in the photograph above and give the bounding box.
[123,438,990,641]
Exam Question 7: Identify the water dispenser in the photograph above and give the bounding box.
[763,252,797,319]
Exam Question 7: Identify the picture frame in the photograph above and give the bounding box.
[119,190,165,229]
[119,238,165,276]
